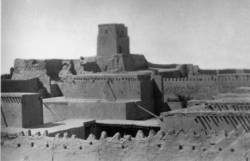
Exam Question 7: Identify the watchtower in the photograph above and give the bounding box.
[97,24,130,58]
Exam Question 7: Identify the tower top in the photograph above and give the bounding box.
[97,23,130,58]
[98,23,125,27]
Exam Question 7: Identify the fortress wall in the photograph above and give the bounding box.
[44,59,63,80]
[152,75,172,114]
[159,70,183,78]
[73,59,101,74]
[10,59,103,96]
[96,54,148,72]
[11,59,63,95]
[199,69,250,75]
[156,64,197,78]
[59,74,152,101]
[1,93,43,128]
[206,103,250,111]
[1,78,40,93]
[44,72,155,121]
[198,69,217,75]
[244,69,250,73]
[43,98,154,122]
[1,95,22,127]
[126,101,155,120]
[43,101,128,122]
[123,54,148,71]
[12,70,51,96]
[160,112,250,134]
[163,74,250,100]
[10,55,148,95]
[163,76,218,100]
[217,75,250,93]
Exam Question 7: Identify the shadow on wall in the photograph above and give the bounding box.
[50,82,63,97]
[45,60,64,81]
[1,78,50,98]
[82,62,101,73]
[87,123,160,139]
[36,79,50,98]
[152,77,171,114]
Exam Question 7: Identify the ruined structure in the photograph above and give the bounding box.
[1,24,250,161]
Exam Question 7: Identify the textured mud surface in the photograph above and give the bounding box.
[2,23,250,161]
[2,129,250,161]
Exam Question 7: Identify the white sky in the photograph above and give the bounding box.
[2,0,250,73]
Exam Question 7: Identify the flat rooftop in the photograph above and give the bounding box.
[1,92,40,97]
[43,96,141,103]
[1,119,94,136]
[96,118,160,127]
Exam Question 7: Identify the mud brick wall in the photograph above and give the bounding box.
[205,102,250,111]
[1,93,43,128]
[73,58,101,74]
[11,56,148,97]
[217,75,250,93]
[163,74,250,101]
[122,54,148,71]
[199,69,250,75]
[160,111,250,134]
[58,73,153,101]
[97,24,130,58]
[151,75,171,114]
[96,54,148,72]
[2,128,250,161]
[1,78,40,93]
[163,76,218,101]
[11,59,63,96]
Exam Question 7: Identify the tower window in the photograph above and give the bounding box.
[118,46,122,53]
[105,29,108,34]
[120,30,124,36]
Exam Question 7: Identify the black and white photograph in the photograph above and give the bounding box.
[1,0,250,160]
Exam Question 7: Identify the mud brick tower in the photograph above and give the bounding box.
[97,24,130,58]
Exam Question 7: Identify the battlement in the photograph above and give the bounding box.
[163,74,250,100]
[163,74,250,82]
[161,110,250,134]
[98,24,128,37]
[2,127,250,161]
[71,72,151,81]
[3,22,250,161]
[206,102,250,111]
[59,72,153,101]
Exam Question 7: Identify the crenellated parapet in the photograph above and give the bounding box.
[2,127,250,161]
[163,74,250,100]
[59,72,153,101]
[160,110,250,134]
[206,103,250,111]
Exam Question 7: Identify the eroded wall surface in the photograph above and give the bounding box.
[1,93,43,128]
[2,129,250,161]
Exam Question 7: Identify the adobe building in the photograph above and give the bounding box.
[97,24,130,57]
[2,24,250,161]
[1,23,250,127]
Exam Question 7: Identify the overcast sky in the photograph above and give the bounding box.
[2,0,250,73]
